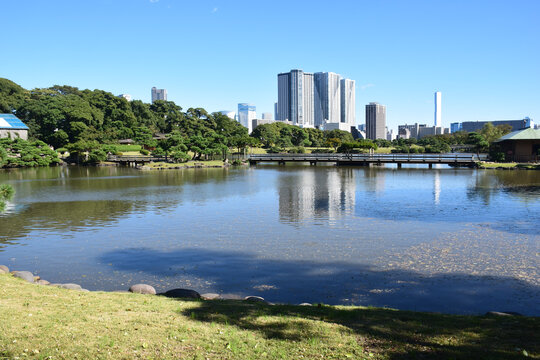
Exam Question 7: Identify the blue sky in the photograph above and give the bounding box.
[1,0,538,130]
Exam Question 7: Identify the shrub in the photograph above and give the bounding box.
[288,146,306,154]
[88,149,108,163]
[140,149,150,155]
[267,146,285,154]
[311,148,334,154]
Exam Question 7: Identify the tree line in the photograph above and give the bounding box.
[1,78,513,166]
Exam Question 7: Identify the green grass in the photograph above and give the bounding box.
[478,161,540,169]
[114,144,142,152]
[0,274,538,359]
[142,160,226,169]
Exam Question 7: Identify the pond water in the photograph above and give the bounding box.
[0,164,538,315]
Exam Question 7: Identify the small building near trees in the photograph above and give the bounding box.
[495,127,540,162]
[0,114,29,140]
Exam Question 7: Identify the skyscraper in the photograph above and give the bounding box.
[314,72,341,127]
[238,103,256,133]
[340,79,355,125]
[277,69,314,127]
[434,91,441,127]
[366,102,386,140]
[151,87,167,103]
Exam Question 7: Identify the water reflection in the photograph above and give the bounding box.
[0,165,538,314]
[278,168,355,223]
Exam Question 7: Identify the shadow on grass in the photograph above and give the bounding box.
[181,300,539,359]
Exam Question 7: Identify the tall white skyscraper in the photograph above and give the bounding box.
[434,91,442,127]
[238,103,256,133]
[340,79,355,125]
[151,87,167,103]
[277,69,314,127]
[314,72,341,127]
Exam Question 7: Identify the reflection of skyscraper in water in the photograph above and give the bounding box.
[433,171,441,205]
[278,169,355,223]
[363,168,386,194]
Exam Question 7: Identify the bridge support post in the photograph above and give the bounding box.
[429,163,433,169]
[310,161,316,166]
[278,161,285,165]
[397,163,402,169]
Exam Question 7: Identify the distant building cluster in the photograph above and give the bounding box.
[450,117,534,133]
[275,69,355,131]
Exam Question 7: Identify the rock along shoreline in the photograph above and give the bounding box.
[0,264,525,316]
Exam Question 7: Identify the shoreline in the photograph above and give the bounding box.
[1,272,538,359]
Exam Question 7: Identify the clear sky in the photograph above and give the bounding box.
[1,0,539,130]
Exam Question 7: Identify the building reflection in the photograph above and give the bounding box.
[278,168,355,223]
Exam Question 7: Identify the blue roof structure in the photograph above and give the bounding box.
[0,114,29,130]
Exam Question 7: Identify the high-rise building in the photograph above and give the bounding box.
[277,69,314,127]
[434,91,441,127]
[277,69,355,130]
[262,112,273,120]
[314,72,341,127]
[237,103,256,133]
[340,79,355,125]
[151,87,167,103]
[365,102,386,140]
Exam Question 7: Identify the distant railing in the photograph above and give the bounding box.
[248,153,488,162]
[107,155,168,162]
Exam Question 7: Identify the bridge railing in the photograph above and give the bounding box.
[248,153,488,162]
[107,155,168,162]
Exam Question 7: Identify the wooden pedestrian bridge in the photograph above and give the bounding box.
[107,155,167,166]
[248,153,488,168]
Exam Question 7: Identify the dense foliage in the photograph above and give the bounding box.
[0,138,60,167]
[0,78,249,163]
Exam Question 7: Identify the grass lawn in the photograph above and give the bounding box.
[478,161,540,169]
[114,144,142,152]
[143,160,226,169]
[0,274,538,359]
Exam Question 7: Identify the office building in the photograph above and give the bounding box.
[453,118,534,133]
[274,102,278,121]
[252,118,274,130]
[238,103,256,133]
[219,110,236,120]
[340,79,356,125]
[434,91,442,127]
[151,87,167,103]
[365,102,386,140]
[277,69,314,127]
[314,72,341,127]
[398,123,427,139]
[262,112,273,120]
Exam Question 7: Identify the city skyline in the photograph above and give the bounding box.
[277,69,355,130]
[1,0,538,130]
